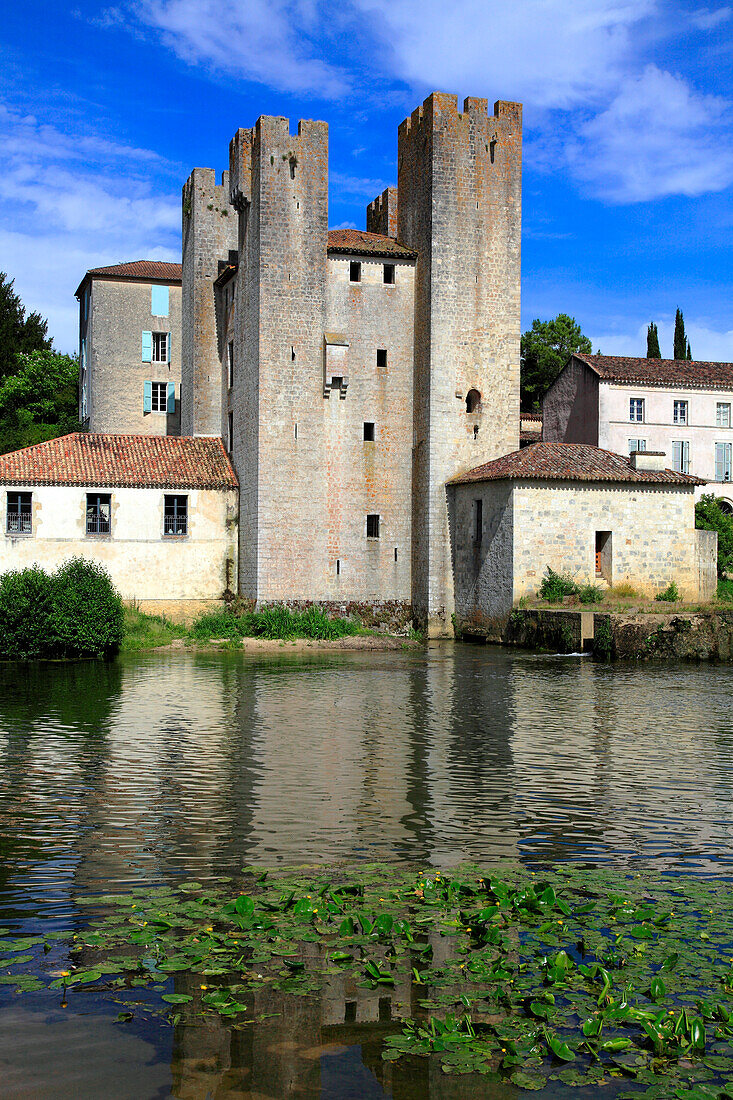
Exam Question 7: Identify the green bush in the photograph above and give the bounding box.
[695,494,733,577]
[577,584,603,605]
[0,565,56,659]
[538,567,578,602]
[0,558,123,660]
[655,581,680,603]
[717,578,733,602]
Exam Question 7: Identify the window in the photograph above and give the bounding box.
[383,264,395,285]
[152,332,168,363]
[717,402,731,428]
[164,495,187,537]
[466,389,481,413]
[151,382,167,412]
[628,439,646,453]
[595,531,612,580]
[227,342,234,389]
[228,411,234,454]
[672,440,690,474]
[151,285,169,316]
[673,399,688,425]
[716,442,732,482]
[376,348,387,369]
[629,398,644,423]
[366,513,380,538]
[363,422,375,442]
[349,261,361,283]
[6,491,31,535]
[474,498,483,543]
[86,493,111,536]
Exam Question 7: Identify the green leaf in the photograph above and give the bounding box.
[162,993,192,1004]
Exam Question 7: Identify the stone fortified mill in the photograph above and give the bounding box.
[182,93,522,636]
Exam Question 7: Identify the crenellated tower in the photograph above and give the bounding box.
[181,168,237,436]
[228,116,329,599]
[398,93,522,635]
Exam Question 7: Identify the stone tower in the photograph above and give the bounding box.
[398,93,522,635]
[228,116,329,599]
[181,167,237,437]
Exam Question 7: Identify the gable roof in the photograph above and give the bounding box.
[449,442,704,486]
[573,353,733,391]
[327,229,417,259]
[0,434,238,490]
[76,260,182,296]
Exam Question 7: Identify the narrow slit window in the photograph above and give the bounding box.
[289,157,296,179]
[227,342,234,389]
[336,559,340,575]
[366,514,380,539]
[383,263,395,284]
[376,348,387,369]
[294,423,298,440]
[291,345,296,361]
[349,261,361,283]
[394,547,398,562]
[474,499,483,543]
[363,421,375,442]
[228,411,234,454]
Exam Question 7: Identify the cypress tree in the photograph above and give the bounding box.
[647,322,661,358]
[674,308,687,360]
[687,338,692,361]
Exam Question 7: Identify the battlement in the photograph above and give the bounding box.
[399,92,522,141]
[366,187,398,237]
[229,117,328,210]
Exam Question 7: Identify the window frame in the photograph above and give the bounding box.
[672,439,690,474]
[673,399,688,426]
[383,263,395,285]
[628,439,647,454]
[717,402,731,429]
[6,491,32,536]
[349,261,362,283]
[152,331,168,363]
[86,492,112,538]
[163,494,188,538]
[366,513,380,539]
[629,397,644,423]
[715,442,732,483]
[363,421,375,442]
[151,381,167,412]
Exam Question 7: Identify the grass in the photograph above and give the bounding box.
[120,606,189,652]
[717,578,733,602]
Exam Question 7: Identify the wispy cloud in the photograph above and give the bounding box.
[690,6,731,29]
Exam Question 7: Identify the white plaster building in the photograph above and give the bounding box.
[543,354,733,509]
[0,433,238,619]
[448,442,715,635]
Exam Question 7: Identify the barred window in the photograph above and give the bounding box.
[164,495,188,537]
[6,491,31,535]
[86,493,111,536]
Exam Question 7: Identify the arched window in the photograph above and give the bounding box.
[718,499,733,515]
[466,389,481,414]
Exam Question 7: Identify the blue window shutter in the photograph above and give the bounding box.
[143,380,152,413]
[142,331,152,362]
[167,331,172,363]
[167,382,175,414]
[151,285,169,316]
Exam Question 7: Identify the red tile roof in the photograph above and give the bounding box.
[77,261,182,295]
[574,353,733,391]
[0,434,238,490]
[327,229,417,259]
[450,442,704,486]
[521,411,542,422]
[519,430,541,444]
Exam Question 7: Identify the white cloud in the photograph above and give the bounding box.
[690,6,731,29]
[135,0,350,98]
[0,106,180,352]
[567,66,733,202]
[589,317,733,360]
[330,171,389,198]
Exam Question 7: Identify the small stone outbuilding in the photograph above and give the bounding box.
[0,433,238,620]
[448,442,716,636]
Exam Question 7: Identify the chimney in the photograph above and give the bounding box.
[630,450,667,472]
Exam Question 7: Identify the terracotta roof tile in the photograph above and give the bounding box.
[0,434,238,490]
[327,229,417,259]
[80,260,182,286]
[519,430,541,443]
[450,442,704,486]
[574,353,733,390]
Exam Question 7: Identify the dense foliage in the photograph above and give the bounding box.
[0,349,80,454]
[520,314,593,410]
[0,272,51,381]
[538,567,602,605]
[674,308,693,361]
[646,321,661,358]
[5,865,733,1097]
[696,495,733,577]
[190,604,360,641]
[0,558,124,659]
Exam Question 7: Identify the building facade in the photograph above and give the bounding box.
[182,92,523,634]
[448,442,715,636]
[0,433,238,619]
[75,260,183,437]
[543,354,733,508]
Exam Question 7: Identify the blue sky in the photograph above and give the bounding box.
[2,0,733,359]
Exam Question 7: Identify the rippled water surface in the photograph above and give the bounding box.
[1,644,733,1098]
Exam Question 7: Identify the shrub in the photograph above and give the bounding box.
[610,581,639,599]
[577,584,603,605]
[717,578,733,602]
[655,581,680,603]
[49,558,124,658]
[0,565,56,659]
[538,567,577,602]
[695,494,733,577]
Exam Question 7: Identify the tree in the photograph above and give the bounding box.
[520,314,592,409]
[695,494,733,577]
[0,273,51,380]
[673,308,688,361]
[0,349,80,455]
[647,322,661,358]
[687,337,692,361]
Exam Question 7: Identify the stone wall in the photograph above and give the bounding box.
[542,357,598,444]
[398,94,522,635]
[366,187,398,237]
[0,485,238,601]
[513,481,703,600]
[181,167,237,437]
[447,479,514,636]
[87,278,182,435]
